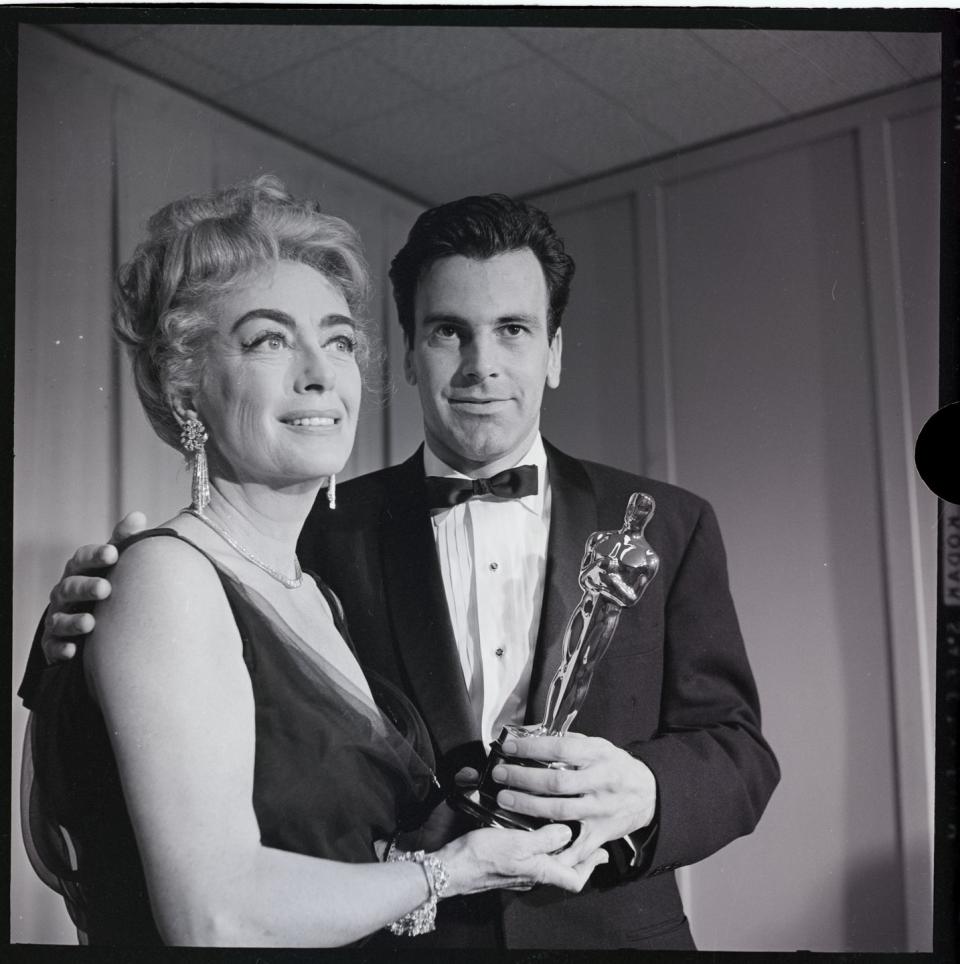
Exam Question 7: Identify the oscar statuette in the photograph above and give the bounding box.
[452,492,660,832]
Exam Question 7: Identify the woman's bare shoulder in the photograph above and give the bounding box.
[87,533,239,681]
[111,531,217,583]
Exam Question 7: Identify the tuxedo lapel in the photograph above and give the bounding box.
[379,450,481,762]
[525,443,599,725]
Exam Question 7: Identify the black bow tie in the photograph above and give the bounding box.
[424,465,539,509]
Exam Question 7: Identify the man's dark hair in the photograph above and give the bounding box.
[389,194,575,346]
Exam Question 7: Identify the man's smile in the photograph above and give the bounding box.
[447,397,511,408]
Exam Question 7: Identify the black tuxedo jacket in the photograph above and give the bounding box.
[298,440,779,950]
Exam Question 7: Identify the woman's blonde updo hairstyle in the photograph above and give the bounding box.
[114,175,373,450]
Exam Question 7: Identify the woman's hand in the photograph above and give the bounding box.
[437,824,609,896]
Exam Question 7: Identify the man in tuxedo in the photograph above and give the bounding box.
[28,194,778,950]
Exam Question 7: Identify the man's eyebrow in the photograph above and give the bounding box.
[421,312,465,327]
[496,313,540,325]
[230,309,356,332]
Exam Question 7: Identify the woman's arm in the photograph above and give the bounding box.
[85,538,598,947]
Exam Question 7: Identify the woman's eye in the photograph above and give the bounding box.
[434,325,459,340]
[243,330,289,351]
[326,334,357,354]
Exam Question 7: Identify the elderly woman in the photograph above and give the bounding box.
[21,177,605,946]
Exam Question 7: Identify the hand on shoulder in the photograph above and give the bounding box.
[41,511,150,663]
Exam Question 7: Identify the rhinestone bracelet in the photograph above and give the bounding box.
[385,842,450,937]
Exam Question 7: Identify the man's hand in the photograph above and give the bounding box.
[42,511,149,663]
[490,732,657,866]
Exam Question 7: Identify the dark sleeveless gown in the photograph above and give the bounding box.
[20,529,439,945]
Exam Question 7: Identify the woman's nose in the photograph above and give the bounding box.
[295,342,337,393]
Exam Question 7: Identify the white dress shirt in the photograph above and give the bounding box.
[424,436,552,747]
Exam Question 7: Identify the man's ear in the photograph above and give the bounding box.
[403,346,417,387]
[546,328,562,390]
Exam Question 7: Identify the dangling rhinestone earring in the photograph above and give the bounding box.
[327,474,337,510]
[180,416,210,512]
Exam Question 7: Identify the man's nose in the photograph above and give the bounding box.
[295,342,337,393]
[459,333,499,381]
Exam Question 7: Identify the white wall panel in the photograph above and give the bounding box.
[382,203,429,465]
[114,84,218,525]
[861,103,940,949]
[14,27,117,944]
[530,80,939,952]
[661,132,902,952]
[539,194,643,474]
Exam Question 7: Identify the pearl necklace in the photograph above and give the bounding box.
[185,508,304,590]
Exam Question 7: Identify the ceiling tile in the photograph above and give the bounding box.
[784,30,913,89]
[151,24,381,82]
[398,137,579,202]
[48,23,938,204]
[106,37,241,97]
[233,45,426,129]
[54,23,158,52]
[556,29,784,138]
[214,83,336,149]
[564,29,725,92]
[695,26,796,60]
[639,72,786,146]
[696,29,911,113]
[318,104,506,196]
[506,26,608,56]
[331,100,505,159]
[870,32,941,79]
[353,26,533,91]
[294,95,581,200]
[454,60,674,174]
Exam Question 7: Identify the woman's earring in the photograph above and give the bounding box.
[179,417,210,512]
[327,474,337,510]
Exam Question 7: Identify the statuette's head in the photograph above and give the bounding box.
[581,493,660,606]
[623,492,656,533]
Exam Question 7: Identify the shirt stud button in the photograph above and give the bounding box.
[489,562,499,571]
[495,647,504,657]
